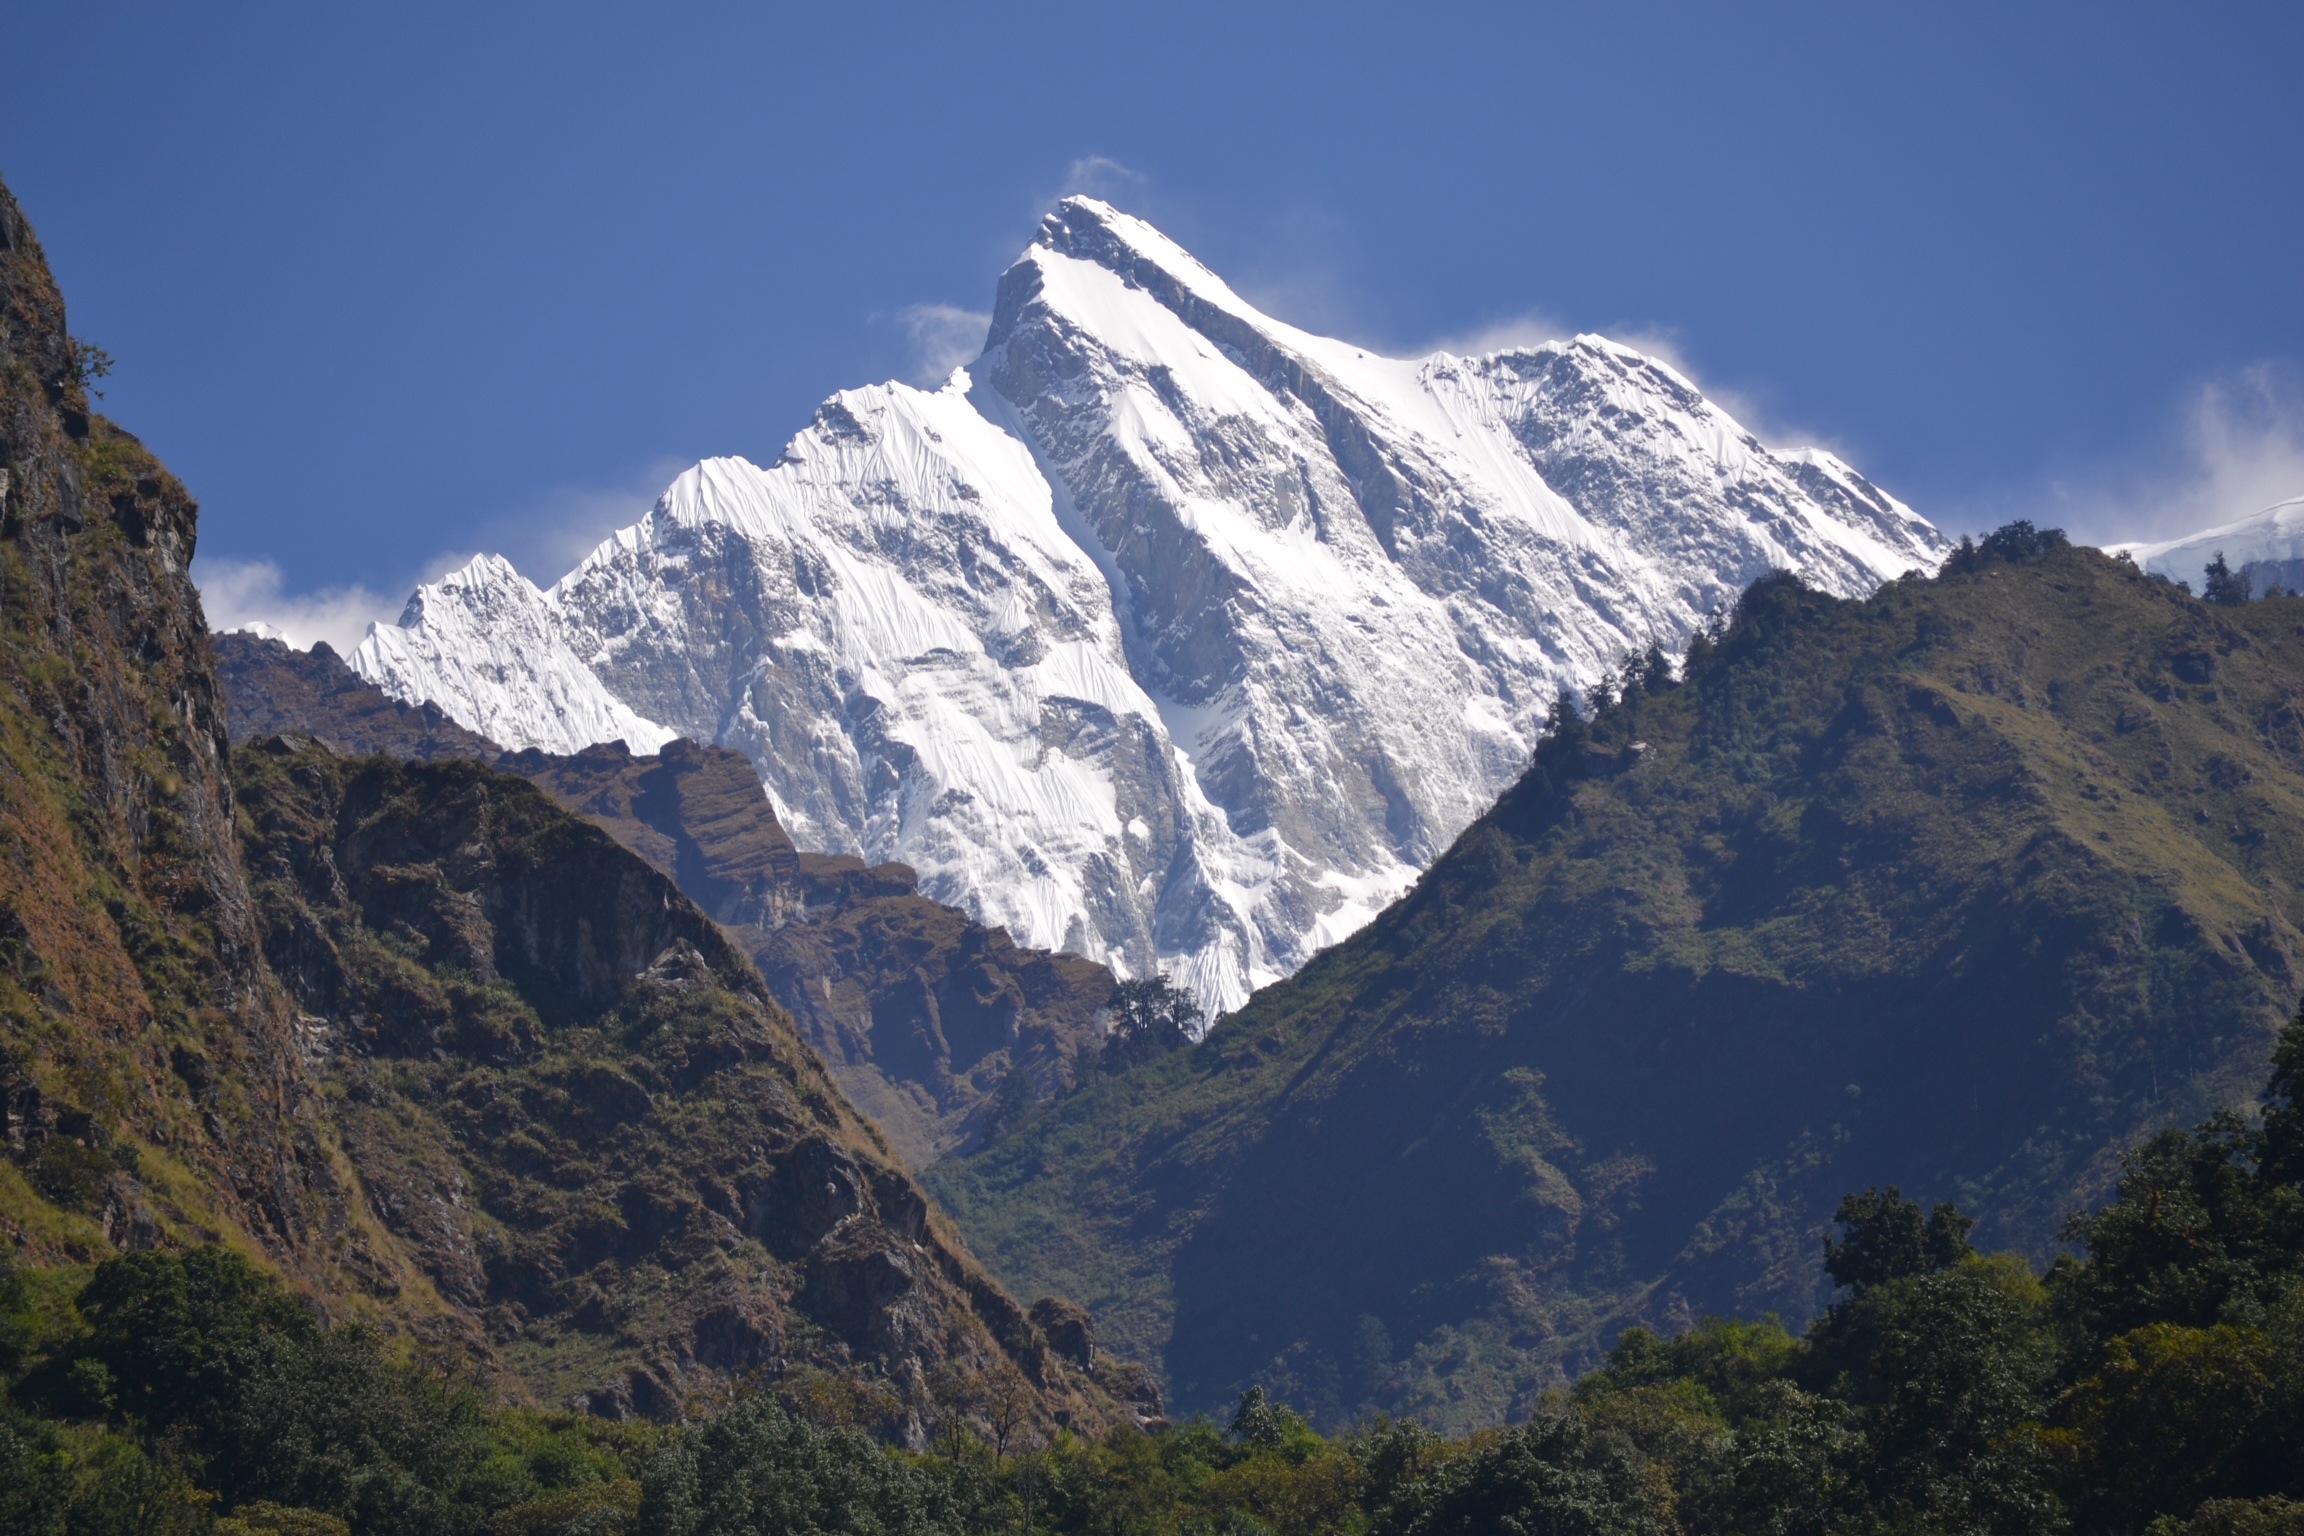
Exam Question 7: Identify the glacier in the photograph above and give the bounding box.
[350,197,1949,1013]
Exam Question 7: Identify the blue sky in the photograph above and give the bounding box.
[5,3,2300,645]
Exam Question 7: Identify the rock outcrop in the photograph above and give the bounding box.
[234,741,1125,1432]
[214,632,1116,1165]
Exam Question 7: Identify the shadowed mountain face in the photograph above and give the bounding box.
[0,173,1121,1435]
[930,541,2304,1431]
[214,632,1117,1166]
[218,634,498,760]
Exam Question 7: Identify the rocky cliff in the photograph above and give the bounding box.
[214,632,1117,1166]
[233,740,1130,1431]
[0,173,379,1296]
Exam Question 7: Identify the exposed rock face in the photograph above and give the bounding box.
[348,197,1949,1013]
[215,632,1118,1166]
[505,740,1117,1166]
[0,174,378,1296]
[234,742,1113,1431]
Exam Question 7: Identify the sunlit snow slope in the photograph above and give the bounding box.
[352,198,1948,1012]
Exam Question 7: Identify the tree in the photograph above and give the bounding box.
[639,1395,949,1536]
[58,1245,317,1440]
[1839,1259,2059,1536]
[1103,975,1198,1071]
[2049,1006,2304,1325]
[1943,520,2070,575]
[1823,1188,1975,1294]
[1373,1405,1671,1536]
[2205,552,2254,607]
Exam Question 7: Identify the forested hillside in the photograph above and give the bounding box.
[9,1011,2299,1533]
[933,529,2304,1427]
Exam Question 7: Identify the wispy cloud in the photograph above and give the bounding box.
[2046,364,2304,549]
[1059,155,1148,203]
[193,558,403,653]
[884,303,991,386]
[1592,325,1853,458]
[1425,310,1573,360]
[478,457,689,582]
[195,458,695,654]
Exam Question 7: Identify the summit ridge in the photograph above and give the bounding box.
[350,196,1948,1010]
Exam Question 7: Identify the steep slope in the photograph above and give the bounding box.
[505,741,1117,1168]
[214,631,1117,1166]
[232,740,1127,1431]
[929,535,2304,1431]
[350,197,1947,1010]
[216,631,500,761]
[0,173,1121,1435]
[0,175,395,1303]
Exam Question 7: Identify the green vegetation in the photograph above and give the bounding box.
[1098,978,1197,1075]
[0,1246,654,1535]
[931,529,2304,1425]
[6,1014,2299,1533]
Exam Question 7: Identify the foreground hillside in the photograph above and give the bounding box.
[933,530,2304,1427]
[11,1006,2297,1532]
[0,170,1121,1443]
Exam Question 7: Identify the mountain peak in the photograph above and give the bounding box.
[356,200,1948,1011]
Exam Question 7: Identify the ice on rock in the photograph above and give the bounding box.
[353,197,1948,1016]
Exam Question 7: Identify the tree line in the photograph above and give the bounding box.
[6,1009,2302,1535]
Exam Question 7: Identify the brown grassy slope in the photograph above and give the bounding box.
[0,172,424,1315]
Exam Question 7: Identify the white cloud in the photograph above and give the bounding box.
[478,457,689,582]
[2049,364,2304,549]
[886,303,991,386]
[1597,325,1852,458]
[195,458,696,656]
[1059,155,1148,203]
[1425,310,1573,359]
[193,558,402,654]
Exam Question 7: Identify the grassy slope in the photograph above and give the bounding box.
[930,543,2304,1430]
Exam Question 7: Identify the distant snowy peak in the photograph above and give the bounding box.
[352,195,1948,1013]
[355,554,674,756]
[2108,496,2304,592]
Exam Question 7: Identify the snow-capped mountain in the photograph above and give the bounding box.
[351,197,1947,1012]
[2107,495,2304,593]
